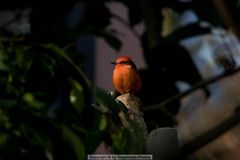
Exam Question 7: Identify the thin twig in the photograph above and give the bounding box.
[144,66,240,111]
[180,106,240,157]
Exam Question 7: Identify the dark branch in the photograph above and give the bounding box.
[180,106,240,157]
[144,66,240,111]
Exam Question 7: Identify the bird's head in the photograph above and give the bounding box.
[111,56,137,68]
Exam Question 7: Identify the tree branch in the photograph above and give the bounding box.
[144,66,240,111]
[180,106,240,157]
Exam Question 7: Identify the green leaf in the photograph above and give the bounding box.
[99,115,107,131]
[0,134,22,159]
[0,51,9,71]
[110,123,145,154]
[23,92,46,110]
[82,114,107,154]
[83,129,105,154]
[0,98,18,109]
[69,78,85,114]
[111,128,130,153]
[95,88,121,114]
[28,129,52,150]
[61,125,86,160]
[0,133,8,146]
[41,43,91,86]
[127,120,146,153]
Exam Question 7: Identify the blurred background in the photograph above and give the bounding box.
[1,0,240,159]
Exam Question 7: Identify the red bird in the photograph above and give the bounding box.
[111,56,141,95]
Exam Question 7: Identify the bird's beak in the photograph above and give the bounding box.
[111,62,116,65]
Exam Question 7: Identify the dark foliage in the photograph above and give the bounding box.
[0,0,229,159]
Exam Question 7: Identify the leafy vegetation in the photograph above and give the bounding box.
[0,37,147,159]
[0,0,229,159]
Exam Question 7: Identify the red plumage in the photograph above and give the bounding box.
[111,56,141,95]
